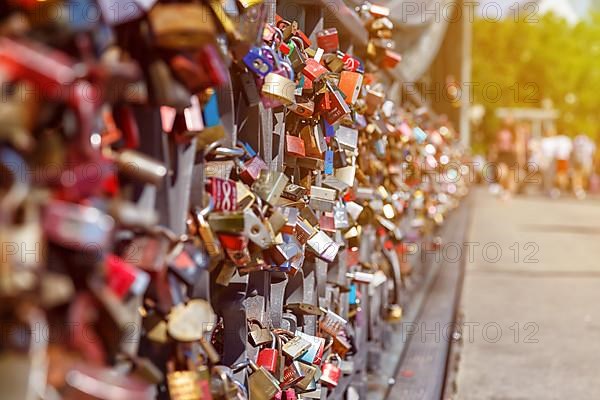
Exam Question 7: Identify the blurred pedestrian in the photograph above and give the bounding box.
[554,134,573,195]
[492,119,517,199]
[572,134,595,199]
[540,128,557,196]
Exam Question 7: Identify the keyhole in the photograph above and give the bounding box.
[251,225,260,235]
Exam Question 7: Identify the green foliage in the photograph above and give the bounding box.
[472,12,600,145]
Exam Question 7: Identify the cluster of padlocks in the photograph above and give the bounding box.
[0,0,468,399]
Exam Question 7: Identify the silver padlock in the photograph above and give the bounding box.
[243,208,273,249]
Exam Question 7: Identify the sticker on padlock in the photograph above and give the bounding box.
[208,177,238,212]
[295,331,325,365]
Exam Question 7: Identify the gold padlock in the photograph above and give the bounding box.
[261,73,296,105]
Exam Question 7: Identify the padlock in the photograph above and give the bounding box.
[239,155,269,185]
[218,234,252,266]
[243,47,274,77]
[369,17,394,32]
[167,370,204,400]
[340,53,362,73]
[316,28,339,53]
[320,354,341,387]
[199,89,227,148]
[368,3,391,17]
[281,361,305,389]
[319,308,347,337]
[261,71,296,106]
[166,299,216,342]
[381,49,402,69]
[208,212,245,233]
[285,135,306,157]
[208,178,238,212]
[288,98,314,118]
[295,218,317,245]
[302,58,328,81]
[306,230,336,259]
[148,3,217,49]
[43,200,115,251]
[246,360,282,400]
[281,335,311,359]
[194,199,224,263]
[256,332,280,374]
[324,150,334,175]
[322,86,351,125]
[268,209,288,235]
[295,331,326,365]
[294,362,318,391]
[323,53,344,73]
[331,335,352,358]
[281,184,308,202]
[212,365,245,400]
[244,208,274,249]
[284,388,297,400]
[105,254,150,300]
[106,148,168,186]
[278,19,298,41]
[249,319,273,347]
[335,126,359,151]
[252,170,289,205]
[287,37,307,73]
[338,71,363,105]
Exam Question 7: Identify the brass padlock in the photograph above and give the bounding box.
[246,360,281,400]
[149,3,217,49]
[261,72,296,105]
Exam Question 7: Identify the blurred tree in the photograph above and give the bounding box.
[472,12,600,149]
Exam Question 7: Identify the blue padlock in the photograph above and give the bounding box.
[324,150,334,175]
[322,120,336,138]
[243,47,273,77]
[349,284,358,305]
[203,92,220,128]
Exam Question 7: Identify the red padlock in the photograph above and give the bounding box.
[218,234,251,267]
[341,53,361,72]
[105,254,150,299]
[320,354,341,387]
[316,28,339,53]
[338,71,363,105]
[381,49,402,69]
[303,58,328,81]
[256,333,279,374]
[239,156,268,185]
[207,177,237,211]
[322,89,350,125]
[285,135,306,157]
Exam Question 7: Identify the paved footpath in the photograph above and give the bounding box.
[453,188,600,400]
